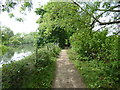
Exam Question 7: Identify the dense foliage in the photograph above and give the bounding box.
[1,26,14,45]
[34,1,119,88]
[68,14,119,88]
[67,1,120,88]
[35,2,80,48]
[70,29,119,61]
[1,0,120,88]
[2,43,60,88]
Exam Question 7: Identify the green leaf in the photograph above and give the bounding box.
[8,13,14,18]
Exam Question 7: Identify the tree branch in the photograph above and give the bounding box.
[100,20,120,25]
[97,9,120,12]
[72,0,101,23]
[72,0,120,25]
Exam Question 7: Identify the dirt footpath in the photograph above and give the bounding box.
[52,50,86,88]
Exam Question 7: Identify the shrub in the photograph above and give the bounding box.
[35,43,60,68]
[70,29,119,61]
[2,43,61,88]
[69,29,120,88]
[68,49,120,88]
[0,45,9,56]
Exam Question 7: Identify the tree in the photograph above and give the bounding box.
[9,36,22,45]
[22,32,36,44]
[1,0,33,22]
[35,2,82,48]
[1,26,14,45]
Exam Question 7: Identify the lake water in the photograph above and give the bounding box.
[0,44,35,67]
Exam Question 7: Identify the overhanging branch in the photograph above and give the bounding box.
[100,20,120,25]
[97,9,120,12]
[72,0,101,23]
[72,0,120,25]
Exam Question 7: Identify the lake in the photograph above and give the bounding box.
[0,44,36,67]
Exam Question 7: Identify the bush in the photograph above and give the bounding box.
[2,55,35,88]
[35,43,60,68]
[70,29,119,61]
[2,43,61,88]
[69,29,120,88]
[0,45,9,56]
[68,49,120,88]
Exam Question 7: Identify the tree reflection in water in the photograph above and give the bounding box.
[0,44,35,67]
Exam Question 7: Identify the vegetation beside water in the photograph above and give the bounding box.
[0,45,9,56]
[2,43,61,88]
[1,26,37,45]
[1,25,37,58]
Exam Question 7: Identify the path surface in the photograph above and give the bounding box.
[52,50,86,88]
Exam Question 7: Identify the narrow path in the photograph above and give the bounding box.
[52,50,86,88]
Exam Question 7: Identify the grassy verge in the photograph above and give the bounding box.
[2,43,61,88]
[68,49,120,88]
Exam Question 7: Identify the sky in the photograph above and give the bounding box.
[0,0,50,34]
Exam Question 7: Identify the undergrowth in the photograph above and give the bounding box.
[68,49,120,88]
[2,43,61,88]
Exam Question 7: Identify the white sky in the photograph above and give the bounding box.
[0,0,50,34]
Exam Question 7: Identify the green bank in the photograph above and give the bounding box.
[2,43,61,88]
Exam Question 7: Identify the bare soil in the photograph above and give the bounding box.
[52,50,86,88]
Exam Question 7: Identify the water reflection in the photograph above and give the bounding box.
[0,44,35,67]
